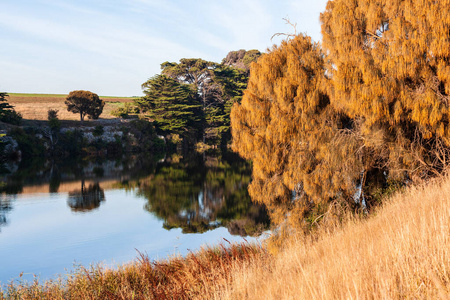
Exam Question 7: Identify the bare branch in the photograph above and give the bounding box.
[271,17,298,42]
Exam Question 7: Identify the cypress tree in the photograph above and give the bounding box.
[136,75,202,140]
[321,0,450,182]
[231,35,362,227]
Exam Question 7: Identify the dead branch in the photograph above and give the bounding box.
[271,17,298,42]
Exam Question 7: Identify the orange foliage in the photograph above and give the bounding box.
[321,0,450,178]
[231,35,363,228]
[232,1,450,232]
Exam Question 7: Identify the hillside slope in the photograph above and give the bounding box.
[217,176,450,299]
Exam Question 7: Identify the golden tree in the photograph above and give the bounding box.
[321,0,450,181]
[231,35,363,228]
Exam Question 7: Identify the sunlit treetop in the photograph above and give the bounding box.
[321,0,450,139]
[231,34,363,227]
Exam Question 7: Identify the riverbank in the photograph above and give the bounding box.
[0,241,265,299]
[2,172,450,298]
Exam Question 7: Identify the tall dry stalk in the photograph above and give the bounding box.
[217,175,450,299]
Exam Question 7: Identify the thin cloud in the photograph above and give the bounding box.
[0,0,329,96]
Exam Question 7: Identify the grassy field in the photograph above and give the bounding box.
[2,174,450,298]
[6,93,136,123]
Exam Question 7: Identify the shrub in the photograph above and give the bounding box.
[0,110,22,125]
[93,125,104,137]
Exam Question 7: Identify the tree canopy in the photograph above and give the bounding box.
[65,90,105,122]
[136,75,202,141]
[158,53,260,146]
[0,92,22,125]
[321,0,450,181]
[231,35,363,227]
[222,49,262,74]
[231,0,450,232]
[0,92,14,112]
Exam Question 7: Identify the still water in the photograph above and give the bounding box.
[0,152,269,285]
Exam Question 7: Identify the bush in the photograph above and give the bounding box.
[0,110,22,125]
[111,106,129,118]
[8,127,45,158]
[47,109,61,132]
[111,103,139,118]
[47,109,59,120]
[57,129,86,156]
[93,125,104,137]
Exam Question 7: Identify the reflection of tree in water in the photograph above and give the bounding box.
[0,154,159,197]
[67,180,105,212]
[0,196,13,231]
[139,152,269,236]
[49,161,61,193]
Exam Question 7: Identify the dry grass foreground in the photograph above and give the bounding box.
[7,93,134,121]
[0,242,265,300]
[2,174,450,299]
[217,176,450,299]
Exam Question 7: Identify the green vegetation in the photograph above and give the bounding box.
[110,103,139,118]
[135,50,261,148]
[0,92,22,125]
[8,93,67,98]
[136,75,202,144]
[2,118,163,160]
[136,152,269,235]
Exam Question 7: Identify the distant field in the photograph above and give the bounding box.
[7,93,137,122]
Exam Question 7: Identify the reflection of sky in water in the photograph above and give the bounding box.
[0,189,265,285]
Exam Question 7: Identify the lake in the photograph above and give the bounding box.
[0,152,269,285]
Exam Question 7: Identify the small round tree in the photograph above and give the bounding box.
[65,90,105,123]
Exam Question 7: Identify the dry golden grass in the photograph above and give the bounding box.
[0,242,264,300]
[7,93,134,121]
[216,176,450,299]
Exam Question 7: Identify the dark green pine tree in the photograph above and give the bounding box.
[0,92,14,112]
[0,92,22,125]
[136,75,203,141]
[211,66,250,145]
[160,58,256,146]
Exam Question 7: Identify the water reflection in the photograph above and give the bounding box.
[136,152,269,236]
[0,152,269,236]
[68,180,105,212]
[0,197,12,231]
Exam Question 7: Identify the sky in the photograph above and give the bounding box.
[0,0,328,97]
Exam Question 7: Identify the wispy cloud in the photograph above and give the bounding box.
[0,0,328,95]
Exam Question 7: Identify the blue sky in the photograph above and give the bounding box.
[0,0,328,96]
